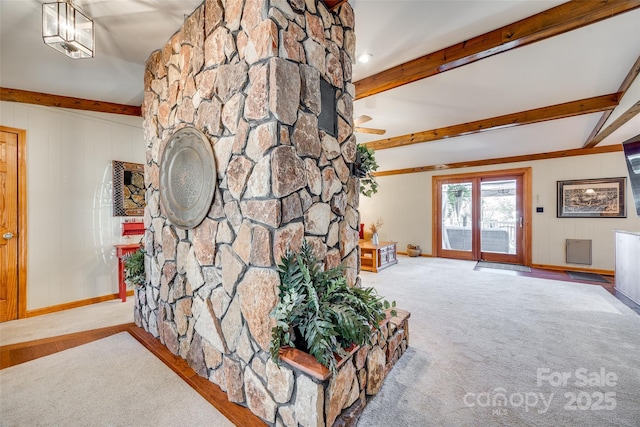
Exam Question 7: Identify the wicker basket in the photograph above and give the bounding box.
[406,244,421,257]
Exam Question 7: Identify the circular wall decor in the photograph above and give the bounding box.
[159,127,217,229]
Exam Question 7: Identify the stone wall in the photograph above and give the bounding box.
[279,309,411,427]
[138,0,363,425]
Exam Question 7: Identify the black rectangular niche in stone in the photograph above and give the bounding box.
[318,78,337,137]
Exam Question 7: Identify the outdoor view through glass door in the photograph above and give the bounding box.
[435,169,530,265]
[480,178,521,263]
[440,181,474,259]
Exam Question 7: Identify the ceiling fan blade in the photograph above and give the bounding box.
[355,127,386,135]
[354,115,372,125]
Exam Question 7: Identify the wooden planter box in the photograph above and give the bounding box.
[277,309,411,427]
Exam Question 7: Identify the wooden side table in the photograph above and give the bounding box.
[114,243,140,302]
[359,240,398,273]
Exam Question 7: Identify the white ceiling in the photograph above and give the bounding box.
[0,0,202,105]
[1,0,639,172]
[350,0,640,171]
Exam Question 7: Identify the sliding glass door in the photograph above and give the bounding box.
[434,169,530,265]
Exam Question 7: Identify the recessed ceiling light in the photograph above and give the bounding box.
[358,53,373,63]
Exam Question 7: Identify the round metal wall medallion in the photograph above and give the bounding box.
[159,127,217,229]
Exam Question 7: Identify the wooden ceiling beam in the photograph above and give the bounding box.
[354,0,640,100]
[583,55,640,148]
[363,93,621,151]
[375,144,623,177]
[583,100,640,147]
[0,87,142,117]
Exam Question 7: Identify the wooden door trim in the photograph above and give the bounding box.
[472,179,482,259]
[432,167,531,182]
[432,167,532,265]
[523,168,532,266]
[432,177,439,258]
[479,174,523,264]
[1,126,27,319]
[432,176,476,260]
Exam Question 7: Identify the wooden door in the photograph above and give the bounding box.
[478,175,524,265]
[434,168,531,266]
[436,179,476,261]
[0,129,19,321]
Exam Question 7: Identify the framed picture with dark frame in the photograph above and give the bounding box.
[557,177,626,218]
[113,160,146,217]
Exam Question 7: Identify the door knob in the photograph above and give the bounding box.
[3,232,14,240]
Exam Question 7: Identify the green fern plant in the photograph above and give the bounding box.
[356,144,379,197]
[123,248,145,288]
[269,242,396,374]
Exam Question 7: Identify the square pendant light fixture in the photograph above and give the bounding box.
[42,0,94,59]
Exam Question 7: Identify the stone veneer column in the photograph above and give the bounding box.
[138,0,359,425]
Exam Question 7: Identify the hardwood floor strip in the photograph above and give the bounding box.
[2,323,265,425]
[127,326,265,427]
[472,262,615,294]
[26,291,134,318]
[0,323,135,369]
[530,263,614,277]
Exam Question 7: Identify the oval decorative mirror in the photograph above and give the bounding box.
[159,127,217,229]
[112,160,145,216]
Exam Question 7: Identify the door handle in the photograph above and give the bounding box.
[3,232,14,240]
[519,217,523,228]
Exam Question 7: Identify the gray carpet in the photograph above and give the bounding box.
[477,261,532,272]
[0,299,134,346]
[0,333,233,427]
[357,257,640,427]
[566,271,609,283]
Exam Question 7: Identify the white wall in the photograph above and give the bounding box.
[1,101,145,310]
[360,151,640,271]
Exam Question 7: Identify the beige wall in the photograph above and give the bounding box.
[1,101,145,310]
[360,151,640,271]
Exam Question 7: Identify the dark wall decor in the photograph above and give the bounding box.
[112,160,145,216]
[159,127,217,229]
[557,177,627,218]
[622,134,640,216]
